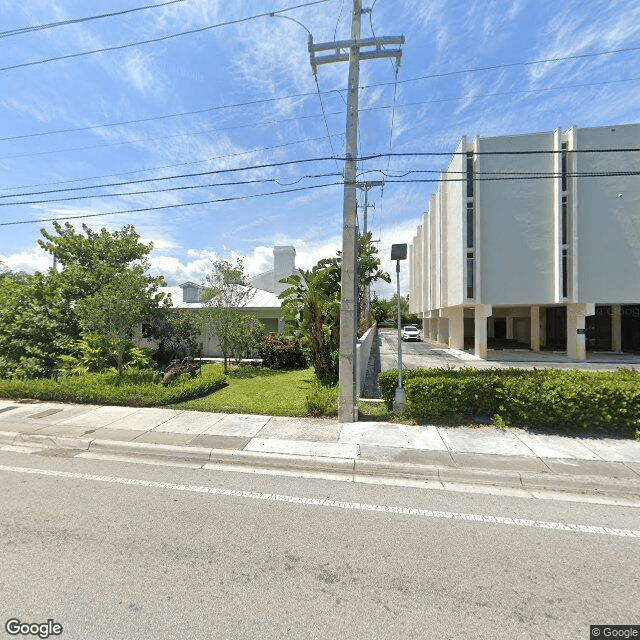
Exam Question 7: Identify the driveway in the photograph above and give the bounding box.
[376,328,640,373]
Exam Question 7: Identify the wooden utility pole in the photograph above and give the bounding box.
[309,2,403,422]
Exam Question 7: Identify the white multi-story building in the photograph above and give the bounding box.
[408,123,640,360]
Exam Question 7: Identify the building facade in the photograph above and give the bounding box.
[409,123,640,360]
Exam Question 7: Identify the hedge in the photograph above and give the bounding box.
[378,367,640,436]
[260,334,307,370]
[0,365,227,407]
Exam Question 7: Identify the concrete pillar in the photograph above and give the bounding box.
[437,317,448,345]
[566,303,594,361]
[447,308,465,350]
[611,304,622,353]
[429,318,438,342]
[474,305,492,359]
[530,305,540,351]
[506,316,514,340]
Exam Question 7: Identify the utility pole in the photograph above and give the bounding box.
[356,180,383,325]
[309,2,403,422]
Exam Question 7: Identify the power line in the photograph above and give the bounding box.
[361,44,640,90]
[0,181,344,227]
[0,134,342,193]
[4,73,639,164]
[3,63,639,144]
[2,168,639,226]
[2,147,639,200]
[0,172,343,207]
[0,110,346,162]
[0,0,330,73]
[0,1,185,38]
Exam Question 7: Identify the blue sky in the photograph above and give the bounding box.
[1,0,639,296]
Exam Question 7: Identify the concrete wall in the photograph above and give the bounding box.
[477,131,556,305]
[445,138,465,307]
[575,124,640,303]
[356,323,377,397]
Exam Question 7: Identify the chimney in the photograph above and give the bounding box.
[273,246,296,295]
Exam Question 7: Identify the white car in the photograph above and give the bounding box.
[401,325,421,341]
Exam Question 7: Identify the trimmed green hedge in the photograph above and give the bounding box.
[378,368,640,436]
[0,365,227,407]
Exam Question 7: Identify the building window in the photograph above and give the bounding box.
[466,151,474,198]
[562,248,567,298]
[561,196,567,245]
[466,252,474,299]
[561,142,568,192]
[466,202,474,248]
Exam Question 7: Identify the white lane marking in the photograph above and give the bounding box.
[1,464,639,538]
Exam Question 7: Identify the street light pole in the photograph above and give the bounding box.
[391,243,407,413]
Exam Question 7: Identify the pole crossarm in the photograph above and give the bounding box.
[309,35,404,72]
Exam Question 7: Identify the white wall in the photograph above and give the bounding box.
[477,131,556,305]
[444,138,465,307]
[575,124,640,302]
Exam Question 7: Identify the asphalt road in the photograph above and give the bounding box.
[1,449,638,640]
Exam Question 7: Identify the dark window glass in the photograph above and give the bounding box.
[466,152,474,198]
[466,202,474,248]
[562,196,567,245]
[561,142,568,192]
[562,248,568,298]
[467,252,474,298]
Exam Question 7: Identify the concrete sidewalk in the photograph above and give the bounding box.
[1,398,639,500]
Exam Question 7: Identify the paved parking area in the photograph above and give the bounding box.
[377,328,640,372]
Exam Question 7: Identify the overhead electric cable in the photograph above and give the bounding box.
[0,0,329,73]
[0,172,343,207]
[0,1,185,38]
[0,134,342,193]
[0,181,343,227]
[2,168,639,226]
[2,147,639,200]
[360,44,640,89]
[6,74,637,164]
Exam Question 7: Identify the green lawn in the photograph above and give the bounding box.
[175,364,317,416]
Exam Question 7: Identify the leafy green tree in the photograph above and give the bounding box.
[227,315,266,365]
[370,294,395,324]
[201,258,255,374]
[279,263,341,384]
[0,274,72,378]
[279,233,389,384]
[143,308,201,366]
[75,269,165,375]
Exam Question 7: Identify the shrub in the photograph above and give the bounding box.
[378,367,640,436]
[260,334,307,370]
[0,364,227,407]
[304,377,338,417]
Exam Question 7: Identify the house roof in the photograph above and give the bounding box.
[159,285,282,310]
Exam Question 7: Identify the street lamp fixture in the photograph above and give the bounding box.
[391,243,407,413]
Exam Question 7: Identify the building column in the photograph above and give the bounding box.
[429,318,438,342]
[437,317,448,345]
[474,305,492,359]
[566,303,594,361]
[611,304,622,353]
[447,308,465,350]
[530,305,540,351]
[506,316,514,340]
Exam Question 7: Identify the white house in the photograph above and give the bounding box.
[408,123,640,360]
[249,245,299,295]
[153,246,299,357]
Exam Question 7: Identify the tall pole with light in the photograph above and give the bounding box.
[391,243,407,413]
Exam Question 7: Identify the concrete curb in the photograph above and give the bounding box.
[3,431,640,499]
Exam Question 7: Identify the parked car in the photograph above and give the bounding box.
[401,325,421,341]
